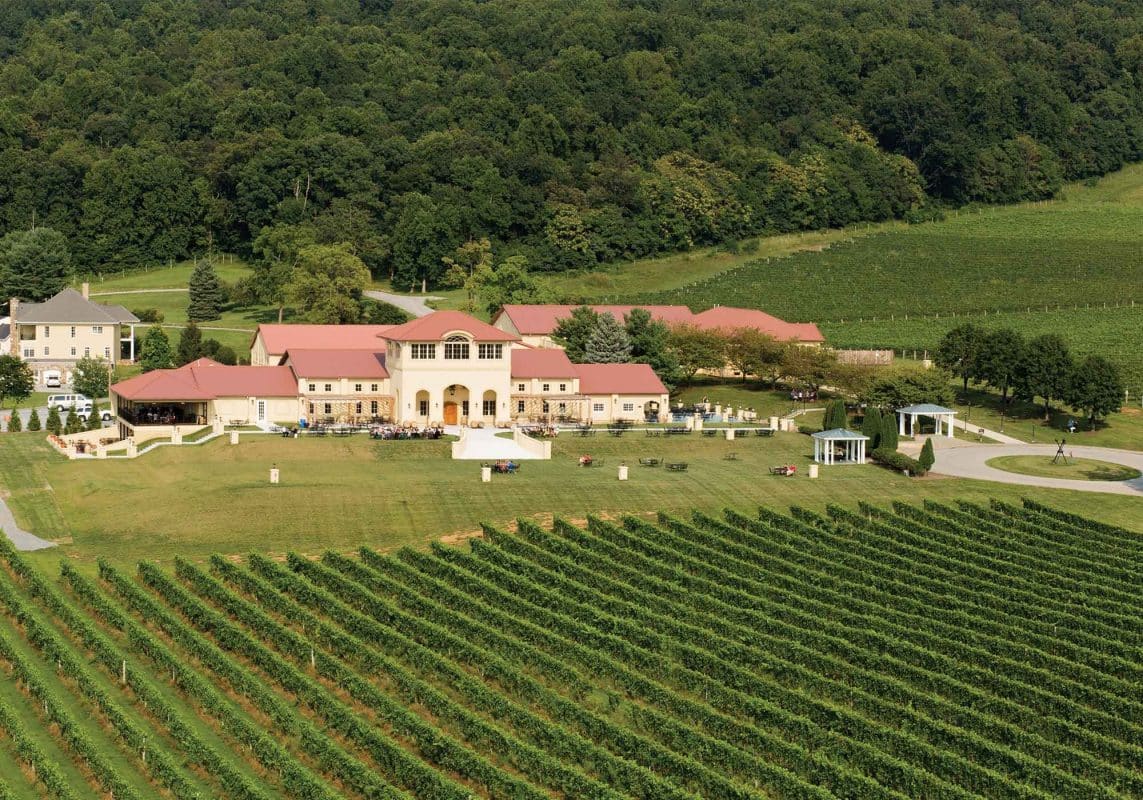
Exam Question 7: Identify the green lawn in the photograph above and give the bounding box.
[77,256,252,292]
[4,429,1140,571]
[986,455,1141,482]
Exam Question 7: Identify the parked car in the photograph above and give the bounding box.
[43,369,62,388]
[47,393,89,411]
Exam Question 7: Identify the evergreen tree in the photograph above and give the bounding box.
[553,306,599,362]
[86,404,103,431]
[822,399,847,430]
[139,325,173,372]
[63,411,80,434]
[880,413,899,450]
[918,438,936,472]
[176,322,204,366]
[584,313,632,364]
[46,405,62,435]
[861,406,882,449]
[187,259,223,322]
[26,408,41,431]
[7,410,21,432]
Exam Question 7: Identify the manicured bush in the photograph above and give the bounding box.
[860,406,882,449]
[918,438,935,471]
[6,411,21,432]
[880,413,899,451]
[87,405,103,431]
[871,447,925,476]
[45,405,62,435]
[821,399,847,431]
[26,409,41,431]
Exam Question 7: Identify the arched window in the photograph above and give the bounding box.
[443,334,470,360]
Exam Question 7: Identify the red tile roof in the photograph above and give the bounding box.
[496,305,694,335]
[381,310,519,342]
[113,362,298,401]
[284,349,388,379]
[255,324,395,354]
[510,348,577,379]
[574,363,668,395]
[691,306,824,342]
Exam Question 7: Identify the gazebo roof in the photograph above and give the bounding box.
[811,428,870,440]
[897,403,957,415]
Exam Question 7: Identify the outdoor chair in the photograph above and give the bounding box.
[665,462,688,472]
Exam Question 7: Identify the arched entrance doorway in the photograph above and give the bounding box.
[481,390,497,422]
[414,389,430,424]
[443,384,469,425]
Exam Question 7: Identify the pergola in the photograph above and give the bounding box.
[897,403,957,438]
[812,429,869,465]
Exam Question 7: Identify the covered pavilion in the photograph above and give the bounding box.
[812,428,869,465]
[897,403,957,438]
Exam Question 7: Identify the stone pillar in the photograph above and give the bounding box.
[618,464,628,481]
[125,439,137,458]
[769,416,779,430]
[898,412,905,435]
[212,418,223,435]
[171,428,183,445]
[725,428,735,441]
[96,445,106,459]
[809,463,818,479]
[481,466,491,483]
[229,430,239,445]
[693,413,703,431]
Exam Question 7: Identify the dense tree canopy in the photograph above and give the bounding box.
[0,1,1138,282]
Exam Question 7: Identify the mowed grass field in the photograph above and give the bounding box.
[3,431,1141,568]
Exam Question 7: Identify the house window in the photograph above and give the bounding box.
[83,347,90,358]
[444,336,470,360]
[542,401,549,413]
[323,403,332,414]
[308,383,316,392]
[355,402,362,414]
[516,400,525,413]
[623,403,634,412]
[542,383,550,392]
[559,383,566,392]
[92,325,102,334]
[70,347,76,357]
[70,326,76,338]
[593,402,605,412]
[104,347,110,359]
[308,403,314,414]
[370,383,379,392]
[517,383,525,392]
[418,399,429,416]
[478,343,502,359]
[411,343,435,359]
[370,400,378,414]
[324,383,332,392]
[354,383,362,392]
[558,402,567,413]
[43,346,49,356]
[43,326,50,338]
[22,348,33,358]
[461,400,469,416]
[482,399,495,415]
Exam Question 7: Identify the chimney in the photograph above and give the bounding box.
[8,298,18,357]
[81,282,89,300]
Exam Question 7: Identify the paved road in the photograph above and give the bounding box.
[0,496,56,550]
[931,443,1143,496]
[364,290,445,318]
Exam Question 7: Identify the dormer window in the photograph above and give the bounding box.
[410,343,435,359]
[443,335,470,360]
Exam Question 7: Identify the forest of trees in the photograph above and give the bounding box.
[0,0,1140,288]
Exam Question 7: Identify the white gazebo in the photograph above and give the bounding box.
[897,403,957,438]
[811,428,869,465]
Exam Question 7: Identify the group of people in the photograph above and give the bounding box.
[789,389,818,402]
[578,454,594,466]
[369,424,444,440]
[492,459,519,474]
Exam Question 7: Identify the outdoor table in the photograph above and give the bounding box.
[723,452,739,461]
[665,462,688,471]
[639,458,660,467]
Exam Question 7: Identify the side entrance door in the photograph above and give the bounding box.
[443,402,458,425]
[256,400,266,423]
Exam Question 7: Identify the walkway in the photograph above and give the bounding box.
[449,426,539,461]
[930,443,1143,496]
[0,496,56,551]
[364,290,445,318]
[951,416,1024,444]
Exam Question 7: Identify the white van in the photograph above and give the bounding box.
[47,394,89,411]
[43,369,62,388]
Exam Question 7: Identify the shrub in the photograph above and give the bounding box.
[880,413,899,450]
[45,405,62,435]
[821,399,847,430]
[87,405,103,431]
[860,406,882,448]
[26,409,41,431]
[133,308,164,323]
[871,447,926,476]
[918,438,936,471]
[7,411,21,432]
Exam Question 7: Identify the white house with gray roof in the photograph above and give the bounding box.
[8,285,139,386]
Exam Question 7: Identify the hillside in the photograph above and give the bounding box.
[1,0,1142,291]
[1,500,1140,799]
